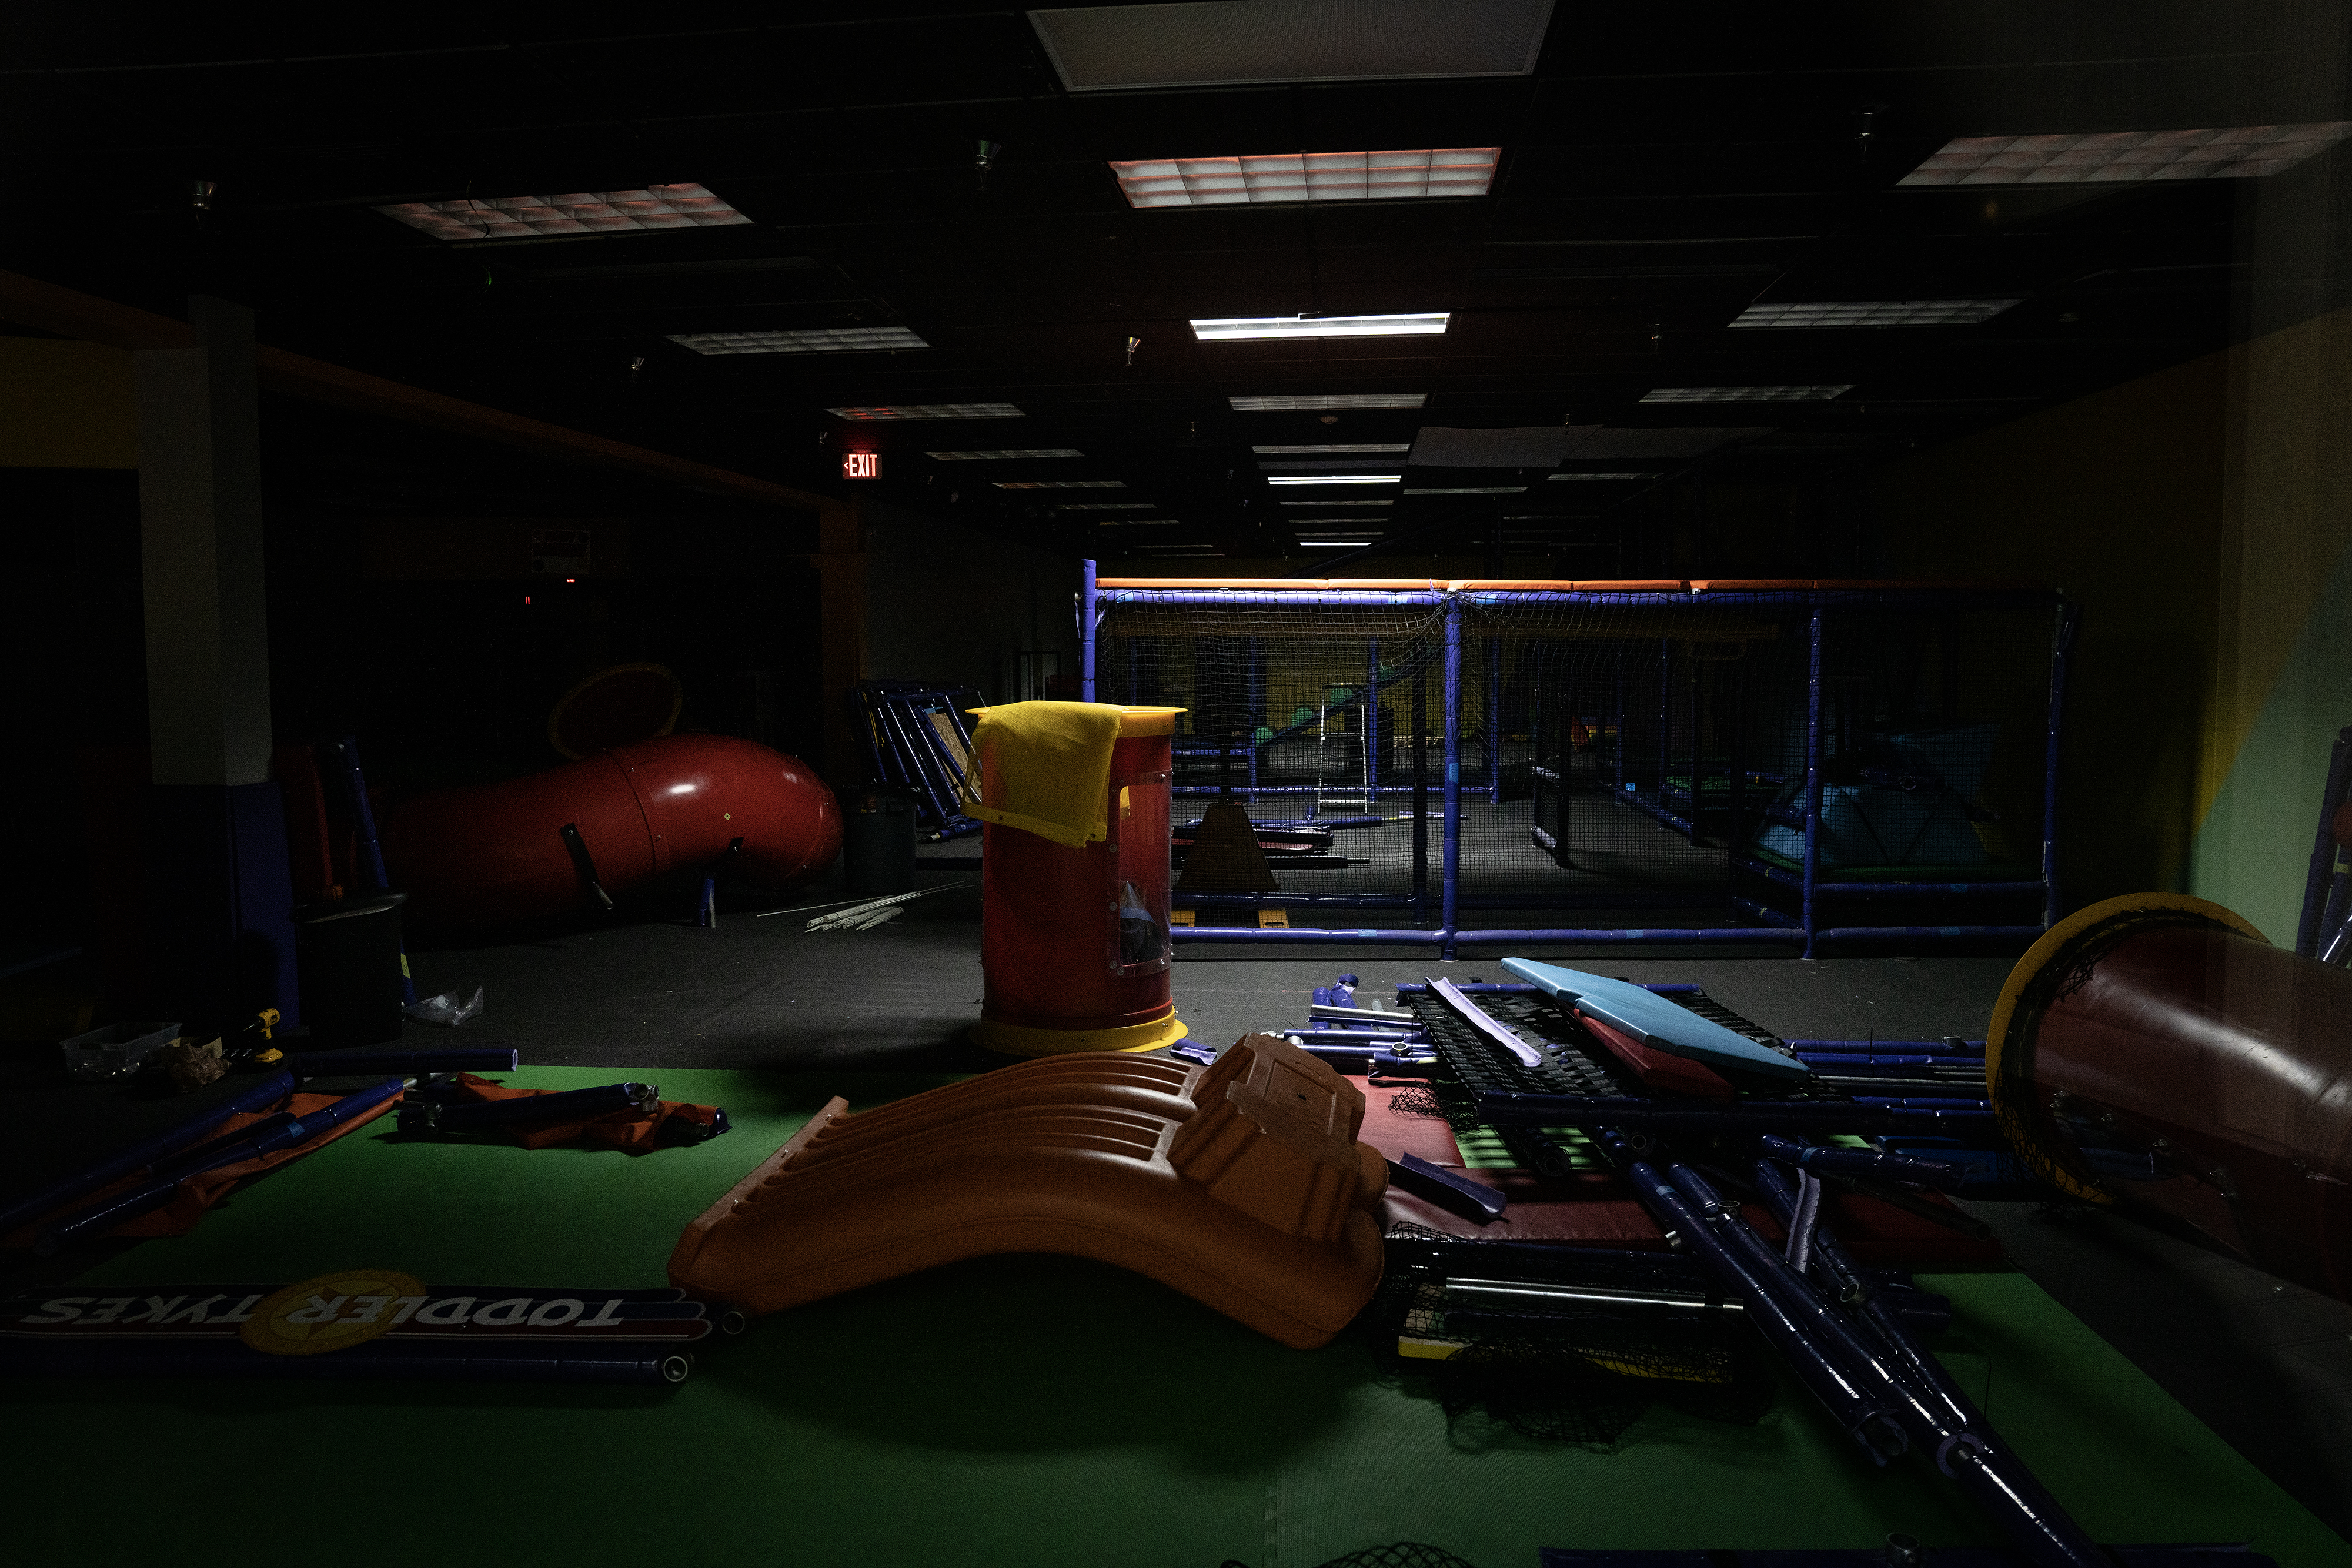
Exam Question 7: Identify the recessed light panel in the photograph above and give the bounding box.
[378,184,750,243]
[1404,486,1525,494]
[1549,472,1662,481]
[928,449,1084,460]
[1640,386,1852,404]
[1279,497,1393,506]
[1268,474,1403,485]
[1730,300,2018,329]
[1191,312,1448,340]
[827,403,1024,420]
[994,479,1127,489]
[1253,443,1412,453]
[668,327,926,354]
[1231,394,1428,410]
[1112,149,1499,206]
[1899,123,2352,186]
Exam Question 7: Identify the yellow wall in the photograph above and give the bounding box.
[0,339,135,467]
[1871,350,2229,908]
[1873,304,2352,934]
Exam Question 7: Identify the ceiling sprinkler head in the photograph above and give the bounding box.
[1125,335,1141,366]
[190,179,217,210]
[976,139,1002,171]
[629,356,647,379]
[1318,414,1339,425]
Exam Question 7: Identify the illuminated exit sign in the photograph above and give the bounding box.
[842,451,880,480]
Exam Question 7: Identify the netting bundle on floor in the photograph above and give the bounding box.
[1221,1543,1481,1568]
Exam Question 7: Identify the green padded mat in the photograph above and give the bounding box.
[6,1066,2343,1568]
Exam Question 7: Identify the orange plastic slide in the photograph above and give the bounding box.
[668,1035,1388,1348]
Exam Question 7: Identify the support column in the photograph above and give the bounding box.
[138,296,299,1024]
[817,496,868,787]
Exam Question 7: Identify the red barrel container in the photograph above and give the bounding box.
[971,708,1186,1056]
[383,734,840,929]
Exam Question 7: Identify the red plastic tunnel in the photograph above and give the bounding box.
[383,734,841,928]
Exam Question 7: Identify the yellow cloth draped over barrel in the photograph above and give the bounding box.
[963,701,1132,848]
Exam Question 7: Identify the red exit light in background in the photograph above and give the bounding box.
[843,451,880,479]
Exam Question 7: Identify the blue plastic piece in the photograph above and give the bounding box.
[1500,958,1812,1082]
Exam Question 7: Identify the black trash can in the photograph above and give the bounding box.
[842,788,918,897]
[294,892,408,1048]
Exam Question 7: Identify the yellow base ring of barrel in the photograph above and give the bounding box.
[1984,891,2266,1204]
[970,1007,1189,1058]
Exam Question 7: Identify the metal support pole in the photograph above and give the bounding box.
[1367,636,1381,807]
[1803,607,1825,959]
[2042,599,2079,932]
[1079,560,1098,703]
[1442,597,1463,955]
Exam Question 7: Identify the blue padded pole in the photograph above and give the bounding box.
[1656,639,1671,815]
[1486,626,1503,804]
[1079,559,1097,703]
[1613,651,1626,795]
[2042,600,2079,931]
[1442,597,1462,956]
[1803,608,1825,960]
[1412,660,1429,915]
[2298,725,2352,955]
[1366,636,1380,807]
[1249,636,1261,798]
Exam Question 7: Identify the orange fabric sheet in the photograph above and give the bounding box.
[443,1073,722,1152]
[1,1088,402,1248]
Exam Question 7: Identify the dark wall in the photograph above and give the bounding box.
[0,469,146,946]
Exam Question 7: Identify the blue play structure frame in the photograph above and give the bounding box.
[1082,562,2077,958]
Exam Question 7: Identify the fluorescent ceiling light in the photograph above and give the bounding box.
[1404,486,1525,494]
[1279,498,1392,506]
[1253,443,1412,453]
[378,184,749,243]
[1550,472,1661,481]
[1058,502,1157,510]
[1191,312,1448,341]
[827,403,1023,420]
[1730,300,2018,329]
[667,327,926,354]
[928,449,1083,460]
[1260,460,1403,471]
[1231,394,1428,410]
[1117,149,1498,208]
[994,479,1125,489]
[1640,386,1852,404]
[1268,474,1403,486]
[1899,123,2352,186]
[1300,540,1378,547]
[1297,529,1385,537]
